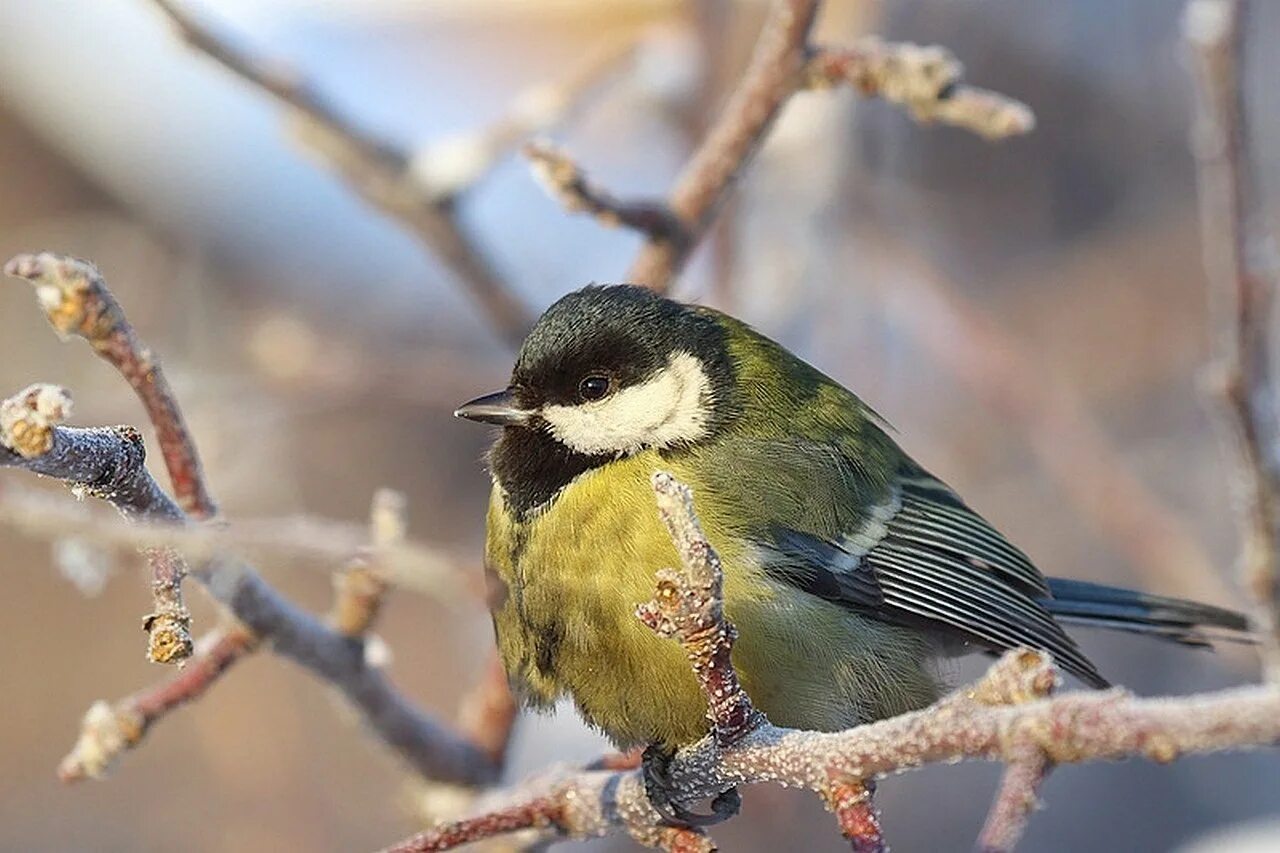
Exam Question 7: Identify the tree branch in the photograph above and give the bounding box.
[5,251,217,660]
[524,141,686,245]
[976,748,1051,853]
[0,382,194,662]
[147,0,532,346]
[329,488,406,637]
[147,0,630,347]
[623,0,1034,292]
[804,40,1034,141]
[0,479,458,597]
[0,394,499,783]
[59,623,258,781]
[378,473,1280,852]
[5,252,216,518]
[628,0,820,290]
[1186,0,1280,679]
[0,251,510,784]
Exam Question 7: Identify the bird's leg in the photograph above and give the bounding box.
[641,743,741,828]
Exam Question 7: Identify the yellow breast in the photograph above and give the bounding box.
[484,452,940,749]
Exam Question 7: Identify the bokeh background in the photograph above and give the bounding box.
[2,0,1279,850]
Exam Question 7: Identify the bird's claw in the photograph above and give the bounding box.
[641,744,741,828]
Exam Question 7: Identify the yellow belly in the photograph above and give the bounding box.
[484,451,941,749]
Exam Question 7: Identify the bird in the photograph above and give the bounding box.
[455,283,1249,818]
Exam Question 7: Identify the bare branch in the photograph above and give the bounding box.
[146,0,531,346]
[627,0,821,290]
[0,481,460,599]
[804,40,1034,141]
[625,0,1035,292]
[147,1,624,347]
[0,401,496,782]
[5,251,214,661]
[414,39,638,201]
[377,474,1280,852]
[59,623,258,781]
[5,252,216,519]
[976,749,1051,853]
[638,471,763,746]
[0,254,502,782]
[823,779,885,853]
[1186,0,1280,679]
[0,382,194,662]
[329,488,406,637]
[524,141,687,244]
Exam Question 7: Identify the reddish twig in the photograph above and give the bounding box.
[59,623,258,781]
[824,778,885,853]
[5,253,213,662]
[1186,0,1280,679]
[976,748,1052,853]
[5,253,215,519]
[379,797,564,853]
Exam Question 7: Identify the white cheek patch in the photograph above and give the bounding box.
[540,352,712,456]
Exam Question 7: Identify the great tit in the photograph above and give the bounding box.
[456,284,1249,756]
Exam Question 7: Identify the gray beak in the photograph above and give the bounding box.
[453,389,534,427]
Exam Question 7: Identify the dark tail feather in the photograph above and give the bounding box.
[1041,578,1253,648]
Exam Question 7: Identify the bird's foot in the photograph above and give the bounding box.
[641,743,741,828]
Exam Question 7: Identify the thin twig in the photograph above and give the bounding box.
[5,253,215,518]
[624,0,1035,292]
[5,253,213,661]
[976,748,1052,853]
[524,141,686,244]
[148,1,627,347]
[823,779,885,853]
[378,473,1280,852]
[59,623,258,781]
[329,488,406,637]
[804,39,1034,141]
[627,0,821,291]
[0,479,459,598]
[0,382,194,662]
[1186,0,1280,680]
[414,39,638,200]
[146,0,531,346]
[637,471,763,746]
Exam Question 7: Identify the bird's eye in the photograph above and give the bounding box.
[578,374,611,402]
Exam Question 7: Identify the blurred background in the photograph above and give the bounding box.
[1,0,1279,850]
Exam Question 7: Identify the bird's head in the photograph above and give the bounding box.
[455,285,738,513]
